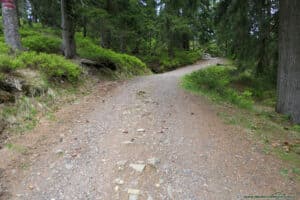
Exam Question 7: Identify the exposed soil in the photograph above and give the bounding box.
[0,59,298,200]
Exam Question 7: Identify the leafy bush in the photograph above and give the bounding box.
[0,54,20,72]
[22,35,61,53]
[0,52,81,82]
[182,65,254,109]
[76,35,150,77]
[16,52,81,81]
[144,50,203,73]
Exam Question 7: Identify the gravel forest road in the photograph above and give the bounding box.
[0,58,298,200]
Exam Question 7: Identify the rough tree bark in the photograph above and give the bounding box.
[1,0,22,51]
[277,0,300,123]
[61,0,76,58]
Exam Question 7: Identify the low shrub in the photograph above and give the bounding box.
[0,54,17,72]
[182,65,254,109]
[16,52,81,81]
[0,52,81,82]
[22,34,61,53]
[144,50,203,73]
[76,35,150,77]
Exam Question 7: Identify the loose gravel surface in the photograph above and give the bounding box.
[0,59,298,200]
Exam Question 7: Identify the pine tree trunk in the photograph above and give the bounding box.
[61,0,76,58]
[1,0,22,51]
[277,0,300,123]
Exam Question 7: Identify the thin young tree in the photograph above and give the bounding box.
[1,0,22,50]
[61,0,76,58]
[276,0,300,123]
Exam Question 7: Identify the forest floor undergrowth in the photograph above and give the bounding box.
[0,58,298,200]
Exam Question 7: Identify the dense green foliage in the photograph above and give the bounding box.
[182,65,255,109]
[0,51,81,82]
[76,35,150,77]
[143,50,203,73]
[22,35,61,54]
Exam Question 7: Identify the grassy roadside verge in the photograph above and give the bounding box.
[181,64,300,181]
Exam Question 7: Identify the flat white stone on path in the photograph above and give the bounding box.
[128,188,140,195]
[114,178,124,185]
[137,129,145,132]
[122,141,134,144]
[147,157,160,167]
[129,164,146,172]
[128,188,140,200]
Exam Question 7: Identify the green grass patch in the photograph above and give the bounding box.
[20,24,61,54]
[182,65,254,109]
[182,64,300,181]
[142,49,203,73]
[22,34,61,54]
[0,52,81,82]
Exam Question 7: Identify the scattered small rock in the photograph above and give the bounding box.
[55,149,64,155]
[65,163,73,170]
[28,185,34,190]
[122,130,129,134]
[128,189,140,200]
[129,164,146,172]
[122,141,134,144]
[271,142,281,148]
[147,157,160,168]
[71,152,78,158]
[129,194,138,200]
[114,178,124,185]
[117,160,127,170]
[283,145,290,152]
[117,160,127,166]
[147,195,153,200]
[137,129,145,133]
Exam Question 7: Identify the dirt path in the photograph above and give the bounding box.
[0,59,298,200]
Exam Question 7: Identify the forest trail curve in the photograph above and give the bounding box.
[1,58,298,200]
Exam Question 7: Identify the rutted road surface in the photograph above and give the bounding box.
[1,59,298,199]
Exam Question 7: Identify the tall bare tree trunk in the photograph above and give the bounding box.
[61,0,76,58]
[1,0,22,51]
[277,0,300,123]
